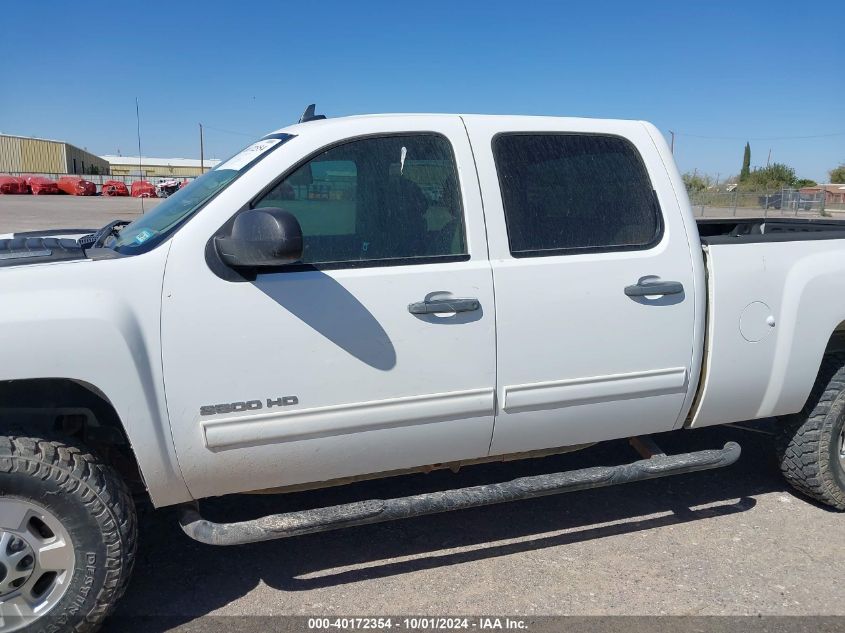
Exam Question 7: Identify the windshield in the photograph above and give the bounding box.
[112,133,293,253]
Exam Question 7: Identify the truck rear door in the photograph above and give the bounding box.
[462,117,701,455]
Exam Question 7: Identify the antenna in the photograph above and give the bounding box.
[299,104,326,123]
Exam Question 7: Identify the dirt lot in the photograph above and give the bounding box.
[0,195,160,234]
[0,195,843,631]
[101,426,845,632]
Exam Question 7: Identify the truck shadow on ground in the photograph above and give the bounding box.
[107,424,811,632]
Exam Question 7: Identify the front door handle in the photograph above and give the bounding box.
[624,279,684,297]
[408,297,480,315]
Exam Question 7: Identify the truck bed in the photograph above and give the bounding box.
[690,218,845,429]
[697,217,845,244]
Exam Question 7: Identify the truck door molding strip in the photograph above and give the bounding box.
[202,388,496,451]
[502,367,688,413]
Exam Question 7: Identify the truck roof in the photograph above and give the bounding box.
[271,112,650,137]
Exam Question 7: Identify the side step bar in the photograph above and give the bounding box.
[179,440,741,546]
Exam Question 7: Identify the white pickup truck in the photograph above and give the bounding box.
[2,107,845,631]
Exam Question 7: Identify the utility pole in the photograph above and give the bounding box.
[199,123,205,173]
[766,148,772,167]
[669,130,675,154]
[136,97,144,213]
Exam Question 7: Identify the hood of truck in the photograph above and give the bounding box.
[0,234,87,268]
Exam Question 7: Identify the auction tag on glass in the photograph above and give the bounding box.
[134,228,155,244]
[218,138,283,171]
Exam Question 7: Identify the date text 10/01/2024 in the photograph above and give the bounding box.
[306,617,529,630]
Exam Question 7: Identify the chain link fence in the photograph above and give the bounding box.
[689,187,845,219]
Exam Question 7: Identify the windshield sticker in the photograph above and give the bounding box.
[218,138,283,172]
[134,228,155,244]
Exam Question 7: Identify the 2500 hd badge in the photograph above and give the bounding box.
[199,396,299,416]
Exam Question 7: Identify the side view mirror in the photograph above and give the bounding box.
[215,208,303,269]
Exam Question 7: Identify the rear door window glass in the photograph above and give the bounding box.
[493,134,662,257]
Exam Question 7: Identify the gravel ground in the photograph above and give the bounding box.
[0,195,159,234]
[1,194,842,632]
[100,425,844,632]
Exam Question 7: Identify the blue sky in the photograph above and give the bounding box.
[1,0,842,182]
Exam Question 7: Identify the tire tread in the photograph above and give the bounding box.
[0,434,137,632]
[777,352,845,510]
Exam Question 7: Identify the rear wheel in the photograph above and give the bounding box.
[777,353,845,510]
[0,435,137,632]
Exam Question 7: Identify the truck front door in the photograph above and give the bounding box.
[161,118,497,499]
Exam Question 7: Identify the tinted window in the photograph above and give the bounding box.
[255,134,466,266]
[493,134,662,257]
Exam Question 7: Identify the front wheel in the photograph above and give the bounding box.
[777,353,845,510]
[0,435,137,632]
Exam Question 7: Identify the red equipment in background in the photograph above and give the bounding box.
[11,176,31,194]
[0,176,20,194]
[27,176,60,195]
[57,176,97,196]
[131,181,157,198]
[102,180,129,196]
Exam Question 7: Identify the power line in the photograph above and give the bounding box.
[673,130,845,141]
[201,124,258,138]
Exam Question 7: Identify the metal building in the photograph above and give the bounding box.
[102,156,220,178]
[0,134,110,175]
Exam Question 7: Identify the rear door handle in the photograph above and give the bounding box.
[624,279,684,297]
[408,298,480,315]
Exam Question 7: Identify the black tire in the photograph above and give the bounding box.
[777,353,845,510]
[0,435,137,632]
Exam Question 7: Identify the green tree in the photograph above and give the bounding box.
[829,165,845,183]
[681,171,707,193]
[794,178,817,188]
[740,142,751,182]
[739,163,796,191]
[682,171,708,193]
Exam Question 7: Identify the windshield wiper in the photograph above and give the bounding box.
[78,220,131,250]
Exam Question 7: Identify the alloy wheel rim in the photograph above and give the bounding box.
[0,500,75,630]
[839,426,845,471]
[0,533,35,597]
